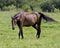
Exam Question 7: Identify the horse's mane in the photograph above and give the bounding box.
[13,11,25,19]
[13,12,21,19]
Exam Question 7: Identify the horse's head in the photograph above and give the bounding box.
[11,17,17,30]
[11,12,24,30]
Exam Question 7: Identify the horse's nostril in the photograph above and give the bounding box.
[12,28,15,30]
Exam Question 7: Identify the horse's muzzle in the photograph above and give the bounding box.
[12,28,15,30]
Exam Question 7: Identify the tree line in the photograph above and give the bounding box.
[0,0,60,12]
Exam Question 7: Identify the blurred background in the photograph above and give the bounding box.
[0,0,60,12]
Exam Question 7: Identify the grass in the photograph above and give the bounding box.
[0,11,60,48]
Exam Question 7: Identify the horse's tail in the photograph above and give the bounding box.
[38,12,56,22]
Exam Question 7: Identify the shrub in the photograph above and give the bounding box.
[2,5,16,11]
[54,8,60,13]
[40,1,55,12]
[22,4,31,11]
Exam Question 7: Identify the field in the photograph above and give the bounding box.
[0,11,60,48]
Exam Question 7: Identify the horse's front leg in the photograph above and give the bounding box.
[20,27,24,39]
[18,30,20,39]
[18,26,24,39]
[20,21,24,39]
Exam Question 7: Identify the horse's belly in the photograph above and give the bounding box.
[23,14,37,26]
[23,18,36,26]
[23,21,34,26]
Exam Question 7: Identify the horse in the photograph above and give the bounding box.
[11,11,56,39]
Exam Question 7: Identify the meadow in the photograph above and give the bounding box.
[0,11,60,48]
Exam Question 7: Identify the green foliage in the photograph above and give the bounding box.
[54,8,60,13]
[0,0,60,12]
[40,1,55,12]
[52,0,60,9]
[22,4,31,11]
[14,0,25,8]
[34,7,42,12]
[2,5,16,11]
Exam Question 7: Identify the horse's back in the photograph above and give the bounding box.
[21,12,38,26]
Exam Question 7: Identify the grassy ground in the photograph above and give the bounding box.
[0,11,60,48]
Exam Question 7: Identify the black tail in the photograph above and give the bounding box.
[38,12,56,22]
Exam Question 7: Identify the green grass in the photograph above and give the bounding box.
[0,11,60,48]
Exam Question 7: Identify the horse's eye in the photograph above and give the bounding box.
[14,20,16,21]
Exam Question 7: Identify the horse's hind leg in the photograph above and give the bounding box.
[37,26,41,38]
[32,24,41,38]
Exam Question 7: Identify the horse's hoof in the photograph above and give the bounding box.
[36,35,40,39]
[22,37,24,39]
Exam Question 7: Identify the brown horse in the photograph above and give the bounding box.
[11,11,56,39]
